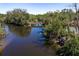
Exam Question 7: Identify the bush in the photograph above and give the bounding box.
[5,9,29,26]
[56,37,79,56]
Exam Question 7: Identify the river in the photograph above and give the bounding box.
[1,24,55,56]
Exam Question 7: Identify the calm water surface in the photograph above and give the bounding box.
[2,25,55,56]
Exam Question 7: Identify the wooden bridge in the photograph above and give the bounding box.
[28,22,43,27]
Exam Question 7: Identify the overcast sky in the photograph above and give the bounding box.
[0,3,79,14]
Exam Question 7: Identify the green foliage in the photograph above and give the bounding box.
[43,9,79,56]
[56,37,79,56]
[44,10,71,38]
[29,14,38,23]
[0,27,4,34]
[0,14,5,23]
[5,9,29,26]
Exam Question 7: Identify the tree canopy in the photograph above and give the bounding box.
[5,9,29,26]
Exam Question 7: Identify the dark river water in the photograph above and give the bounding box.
[1,24,55,56]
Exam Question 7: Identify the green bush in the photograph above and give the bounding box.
[5,9,29,26]
[56,37,79,56]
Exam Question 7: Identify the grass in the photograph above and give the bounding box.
[0,28,4,34]
[0,25,4,55]
[0,24,5,40]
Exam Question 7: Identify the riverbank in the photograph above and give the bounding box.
[0,26,5,55]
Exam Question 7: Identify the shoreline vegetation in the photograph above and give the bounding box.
[0,3,79,56]
[0,23,5,55]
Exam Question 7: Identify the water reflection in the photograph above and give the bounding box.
[7,25,31,37]
[3,24,79,56]
[2,25,55,56]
